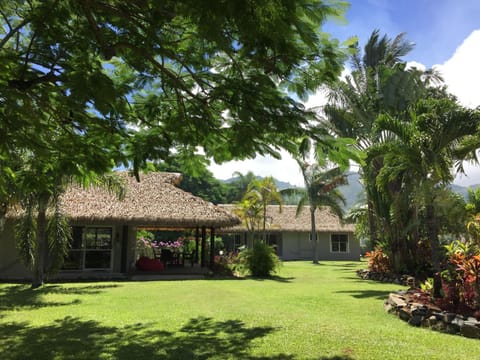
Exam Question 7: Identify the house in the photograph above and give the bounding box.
[219,205,359,261]
[0,172,240,280]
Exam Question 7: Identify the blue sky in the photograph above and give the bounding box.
[328,0,480,67]
[209,0,480,186]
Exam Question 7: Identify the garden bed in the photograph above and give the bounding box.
[385,289,480,339]
[357,269,480,339]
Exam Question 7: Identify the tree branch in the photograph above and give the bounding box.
[8,71,58,91]
[0,17,29,49]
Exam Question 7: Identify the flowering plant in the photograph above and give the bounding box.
[136,231,156,258]
[155,237,184,252]
[157,240,183,250]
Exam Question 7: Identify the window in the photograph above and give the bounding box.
[84,227,113,269]
[331,234,349,253]
[62,226,113,271]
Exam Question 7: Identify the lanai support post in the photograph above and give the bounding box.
[201,226,206,267]
[195,226,200,264]
[209,226,215,269]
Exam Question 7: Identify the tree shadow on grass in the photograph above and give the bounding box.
[251,275,295,283]
[0,284,120,311]
[334,289,392,300]
[326,263,361,268]
[0,316,295,360]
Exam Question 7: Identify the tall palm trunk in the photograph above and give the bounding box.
[32,195,49,288]
[367,199,378,249]
[426,202,442,298]
[311,207,319,264]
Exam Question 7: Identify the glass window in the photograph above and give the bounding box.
[62,227,113,271]
[331,234,349,253]
[84,227,112,249]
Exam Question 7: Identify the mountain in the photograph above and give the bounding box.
[223,173,480,210]
[222,175,297,191]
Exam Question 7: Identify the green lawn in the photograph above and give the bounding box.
[0,261,477,360]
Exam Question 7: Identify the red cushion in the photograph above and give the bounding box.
[136,256,165,271]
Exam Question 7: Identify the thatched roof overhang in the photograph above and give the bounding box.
[218,205,355,233]
[8,172,240,229]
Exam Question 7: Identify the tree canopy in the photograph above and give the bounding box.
[1,0,351,186]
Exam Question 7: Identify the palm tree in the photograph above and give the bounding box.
[229,171,258,202]
[284,137,348,264]
[243,177,283,242]
[374,94,480,291]
[325,29,440,250]
[291,163,347,264]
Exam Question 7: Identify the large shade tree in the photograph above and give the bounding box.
[1,0,351,184]
[1,1,352,285]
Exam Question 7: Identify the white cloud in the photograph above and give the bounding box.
[435,30,480,186]
[434,29,480,109]
[406,61,426,72]
[208,150,304,186]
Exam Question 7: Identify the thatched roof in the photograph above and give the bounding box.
[219,205,355,233]
[58,172,240,228]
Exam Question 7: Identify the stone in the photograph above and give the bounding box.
[411,304,429,317]
[388,293,407,308]
[384,302,394,313]
[452,316,465,328]
[426,303,442,313]
[399,308,412,322]
[461,323,480,339]
[431,321,446,332]
[425,315,438,327]
[408,315,423,327]
[467,317,480,325]
[446,322,460,334]
[406,276,416,287]
[443,312,457,323]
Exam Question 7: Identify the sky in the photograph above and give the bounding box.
[209,0,480,187]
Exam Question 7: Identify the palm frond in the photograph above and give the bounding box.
[46,192,72,274]
[15,197,36,269]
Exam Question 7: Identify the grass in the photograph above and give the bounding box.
[0,261,477,359]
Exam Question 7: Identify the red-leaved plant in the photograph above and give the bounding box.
[365,248,392,273]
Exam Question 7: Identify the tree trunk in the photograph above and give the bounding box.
[311,207,318,264]
[32,196,48,288]
[426,203,442,298]
[367,199,378,249]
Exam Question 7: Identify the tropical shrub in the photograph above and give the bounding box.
[238,241,281,277]
[211,252,240,276]
[365,247,392,273]
[436,241,480,315]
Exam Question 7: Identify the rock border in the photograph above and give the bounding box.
[357,269,480,339]
[385,290,480,339]
[356,269,418,287]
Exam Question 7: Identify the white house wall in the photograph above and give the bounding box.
[0,221,127,280]
[281,231,360,261]
[0,221,31,279]
[317,232,360,261]
[281,232,312,260]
